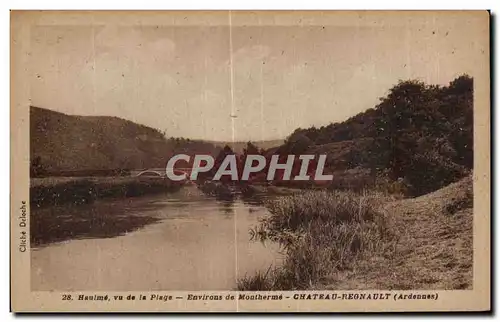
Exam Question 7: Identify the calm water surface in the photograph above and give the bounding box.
[31,186,283,291]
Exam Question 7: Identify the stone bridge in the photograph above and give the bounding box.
[130,168,193,179]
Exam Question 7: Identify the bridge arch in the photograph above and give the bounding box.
[135,170,164,177]
[134,169,191,180]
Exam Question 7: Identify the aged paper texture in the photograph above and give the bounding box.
[10,10,490,312]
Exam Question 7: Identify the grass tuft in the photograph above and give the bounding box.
[241,190,398,290]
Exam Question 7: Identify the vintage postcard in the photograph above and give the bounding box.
[10,10,490,312]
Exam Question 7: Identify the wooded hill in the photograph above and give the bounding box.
[274,75,473,196]
[30,106,221,176]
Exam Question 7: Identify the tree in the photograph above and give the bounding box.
[243,141,260,156]
[210,145,236,182]
[282,134,313,155]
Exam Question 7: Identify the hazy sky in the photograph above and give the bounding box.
[29,11,488,141]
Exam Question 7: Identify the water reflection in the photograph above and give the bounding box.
[31,184,270,247]
[218,200,235,217]
[31,185,284,291]
[31,199,164,247]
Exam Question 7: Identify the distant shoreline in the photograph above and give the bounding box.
[30,176,183,209]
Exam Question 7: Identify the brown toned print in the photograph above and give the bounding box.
[11,11,490,312]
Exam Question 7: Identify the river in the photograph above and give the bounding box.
[30,185,283,291]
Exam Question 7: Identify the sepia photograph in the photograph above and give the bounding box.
[10,10,490,312]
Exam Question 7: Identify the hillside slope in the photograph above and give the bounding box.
[327,175,473,290]
[30,106,220,173]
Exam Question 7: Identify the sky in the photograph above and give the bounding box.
[28,11,488,141]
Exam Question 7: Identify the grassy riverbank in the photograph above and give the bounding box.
[31,177,183,208]
[238,176,473,290]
